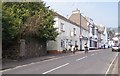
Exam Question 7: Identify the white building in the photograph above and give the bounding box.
[47,9,108,52]
[87,17,99,49]
[69,9,89,50]
[103,27,108,48]
[47,13,80,53]
[97,24,108,48]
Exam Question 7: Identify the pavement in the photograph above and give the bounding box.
[111,57,118,74]
[110,52,120,75]
[1,49,119,74]
[106,52,119,75]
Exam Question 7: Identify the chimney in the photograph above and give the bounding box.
[66,15,69,19]
[72,8,80,14]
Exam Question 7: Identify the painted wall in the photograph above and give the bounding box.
[81,28,89,50]
[47,16,80,52]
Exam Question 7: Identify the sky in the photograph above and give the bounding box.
[43,0,119,28]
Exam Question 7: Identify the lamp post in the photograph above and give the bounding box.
[79,13,91,51]
[80,13,82,51]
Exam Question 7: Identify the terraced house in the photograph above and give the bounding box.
[47,12,81,53]
[86,17,98,50]
[69,9,89,50]
[47,9,108,53]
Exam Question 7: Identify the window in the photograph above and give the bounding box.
[94,41,97,47]
[75,41,77,45]
[115,41,118,43]
[60,23,65,32]
[69,40,72,46]
[73,28,76,36]
[90,40,92,47]
[92,27,95,35]
[96,30,98,36]
[61,40,63,47]
[61,40,65,47]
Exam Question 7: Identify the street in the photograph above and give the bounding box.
[2,49,118,74]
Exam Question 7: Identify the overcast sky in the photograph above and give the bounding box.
[43,0,119,28]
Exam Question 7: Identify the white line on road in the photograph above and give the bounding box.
[76,56,88,61]
[105,53,119,75]
[90,53,98,56]
[90,54,95,56]
[0,57,64,73]
[95,53,98,55]
[42,63,69,74]
[1,49,103,73]
[70,50,101,56]
[90,50,101,52]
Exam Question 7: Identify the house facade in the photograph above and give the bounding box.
[69,9,89,50]
[87,20,99,49]
[97,27,102,48]
[76,15,99,50]
[103,26,108,48]
[47,9,108,53]
[47,13,80,53]
[97,24,108,48]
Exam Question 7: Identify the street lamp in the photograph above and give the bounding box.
[80,13,83,51]
[79,13,91,51]
[79,35,82,51]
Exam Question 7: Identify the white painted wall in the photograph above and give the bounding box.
[100,27,108,48]
[88,24,99,49]
[81,28,89,50]
[104,27,108,43]
[47,16,80,52]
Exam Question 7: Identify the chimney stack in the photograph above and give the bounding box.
[72,8,80,14]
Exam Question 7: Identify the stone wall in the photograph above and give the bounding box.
[3,38,47,60]
[24,38,47,58]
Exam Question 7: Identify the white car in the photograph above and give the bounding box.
[112,45,120,52]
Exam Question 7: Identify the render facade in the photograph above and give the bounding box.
[47,13,81,53]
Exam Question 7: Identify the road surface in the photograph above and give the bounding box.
[1,49,119,74]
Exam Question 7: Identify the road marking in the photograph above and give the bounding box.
[1,50,103,73]
[76,56,88,61]
[105,53,119,75]
[70,53,80,56]
[90,50,101,52]
[42,63,69,74]
[90,53,98,56]
[0,56,65,73]
[70,50,101,56]
[95,53,98,55]
[90,54,95,56]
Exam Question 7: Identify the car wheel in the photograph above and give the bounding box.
[112,49,114,52]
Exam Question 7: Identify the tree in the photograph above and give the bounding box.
[107,27,115,39]
[2,1,59,49]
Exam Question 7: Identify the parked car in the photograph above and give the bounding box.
[112,45,120,52]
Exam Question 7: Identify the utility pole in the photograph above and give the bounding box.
[80,13,82,51]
